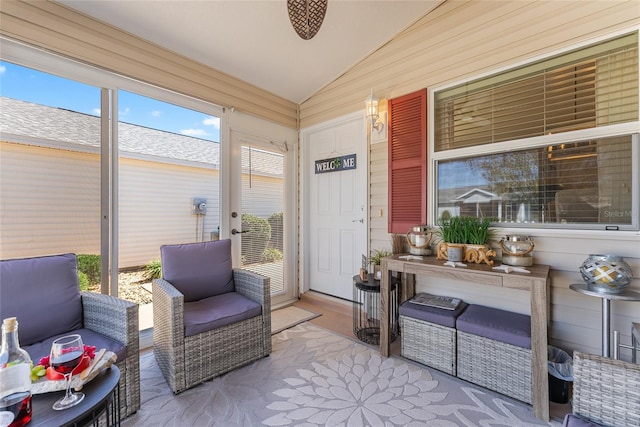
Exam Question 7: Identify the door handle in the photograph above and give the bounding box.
[231,228,249,235]
[352,218,364,223]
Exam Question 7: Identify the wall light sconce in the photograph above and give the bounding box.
[365,89,384,133]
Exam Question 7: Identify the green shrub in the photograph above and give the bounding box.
[241,213,271,264]
[77,254,101,286]
[267,212,284,251]
[262,248,283,262]
[78,271,89,291]
[144,258,162,280]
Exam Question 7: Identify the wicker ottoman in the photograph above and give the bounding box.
[456,304,532,404]
[399,298,468,375]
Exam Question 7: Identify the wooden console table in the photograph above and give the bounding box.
[380,255,551,421]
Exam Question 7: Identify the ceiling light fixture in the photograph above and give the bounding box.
[365,89,384,133]
[287,0,328,40]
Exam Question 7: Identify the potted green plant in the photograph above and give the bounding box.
[435,216,467,262]
[368,248,393,279]
[435,216,496,265]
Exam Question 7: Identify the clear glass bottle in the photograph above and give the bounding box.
[0,317,32,427]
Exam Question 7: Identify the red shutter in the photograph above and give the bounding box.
[388,89,427,234]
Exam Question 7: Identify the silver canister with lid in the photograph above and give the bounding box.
[499,235,534,267]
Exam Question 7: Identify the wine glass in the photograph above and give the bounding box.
[50,334,85,410]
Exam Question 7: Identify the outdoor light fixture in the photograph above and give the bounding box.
[287,0,328,40]
[365,89,384,133]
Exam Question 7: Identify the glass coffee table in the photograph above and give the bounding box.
[30,365,120,427]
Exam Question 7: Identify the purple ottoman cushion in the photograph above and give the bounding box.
[183,291,262,337]
[456,304,531,349]
[562,414,606,427]
[0,253,82,346]
[399,300,468,328]
[161,239,235,302]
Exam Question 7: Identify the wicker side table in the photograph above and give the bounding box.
[353,274,398,345]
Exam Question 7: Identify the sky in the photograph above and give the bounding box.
[0,61,221,142]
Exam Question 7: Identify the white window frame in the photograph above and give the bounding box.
[427,29,640,235]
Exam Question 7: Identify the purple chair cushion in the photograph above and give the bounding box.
[0,253,82,346]
[562,414,606,427]
[161,240,235,302]
[399,300,468,328]
[24,328,127,366]
[183,291,262,337]
[456,304,531,349]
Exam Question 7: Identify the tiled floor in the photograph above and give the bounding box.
[293,290,401,355]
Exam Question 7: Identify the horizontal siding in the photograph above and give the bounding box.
[369,141,391,251]
[0,0,298,129]
[117,157,221,267]
[2,142,277,269]
[0,142,101,256]
[300,0,640,128]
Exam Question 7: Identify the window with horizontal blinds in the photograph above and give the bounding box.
[436,135,635,228]
[434,32,638,151]
[433,32,639,231]
[388,89,427,233]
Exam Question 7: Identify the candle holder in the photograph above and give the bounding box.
[579,254,633,294]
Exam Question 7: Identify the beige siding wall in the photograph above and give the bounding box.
[300,1,639,128]
[0,142,101,257]
[0,0,297,129]
[309,1,640,359]
[1,141,283,269]
[118,157,221,268]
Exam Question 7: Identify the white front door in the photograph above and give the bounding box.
[303,113,368,301]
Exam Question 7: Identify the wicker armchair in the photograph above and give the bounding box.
[0,253,140,419]
[563,351,640,427]
[152,239,271,394]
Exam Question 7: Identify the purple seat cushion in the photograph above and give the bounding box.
[161,240,235,302]
[456,304,531,349]
[562,414,606,427]
[399,300,468,328]
[0,253,82,346]
[183,291,262,337]
[24,328,127,366]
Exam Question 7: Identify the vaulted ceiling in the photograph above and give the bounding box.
[58,1,442,104]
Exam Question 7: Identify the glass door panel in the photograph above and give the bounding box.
[116,90,223,309]
[230,132,295,307]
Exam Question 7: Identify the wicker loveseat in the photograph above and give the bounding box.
[0,253,140,419]
[563,351,640,427]
[152,239,271,394]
